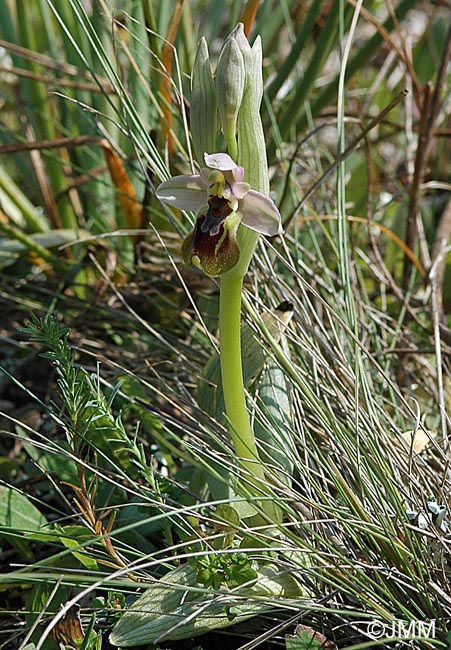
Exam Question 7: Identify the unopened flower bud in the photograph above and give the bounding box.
[226,24,252,74]
[236,35,267,194]
[216,36,245,154]
[191,38,218,165]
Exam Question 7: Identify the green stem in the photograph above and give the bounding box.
[219,273,266,488]
[226,134,238,163]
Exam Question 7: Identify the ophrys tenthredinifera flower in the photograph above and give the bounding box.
[156,153,281,276]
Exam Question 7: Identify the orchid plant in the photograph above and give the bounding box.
[157,24,282,518]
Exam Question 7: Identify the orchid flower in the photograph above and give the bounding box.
[156,152,281,276]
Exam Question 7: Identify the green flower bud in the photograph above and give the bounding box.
[191,38,218,165]
[226,24,252,71]
[237,35,267,194]
[216,36,246,158]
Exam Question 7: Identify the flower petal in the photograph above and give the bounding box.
[199,167,212,186]
[229,181,249,199]
[204,152,237,171]
[227,166,245,183]
[156,175,207,211]
[239,190,282,236]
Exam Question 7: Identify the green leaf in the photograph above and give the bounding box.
[110,563,304,646]
[286,624,337,650]
[413,16,449,84]
[0,229,91,253]
[24,581,67,625]
[20,432,78,484]
[0,164,49,232]
[254,356,296,488]
[265,2,322,102]
[0,485,47,559]
[0,249,20,270]
[213,504,240,529]
[80,613,102,650]
[55,525,99,570]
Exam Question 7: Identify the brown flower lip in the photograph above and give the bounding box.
[182,195,240,276]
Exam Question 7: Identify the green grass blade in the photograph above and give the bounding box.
[305,0,417,129]
[275,1,347,145]
[15,2,77,230]
[0,164,49,232]
[265,0,323,104]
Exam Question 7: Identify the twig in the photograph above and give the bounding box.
[0,38,107,81]
[403,23,451,287]
[0,64,113,92]
[0,134,103,155]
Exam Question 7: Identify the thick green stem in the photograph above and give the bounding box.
[219,273,265,484]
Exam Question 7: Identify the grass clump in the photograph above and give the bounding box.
[1,1,451,649]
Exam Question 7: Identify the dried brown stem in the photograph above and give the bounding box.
[402,23,451,288]
[0,38,107,81]
[0,64,114,92]
[0,134,103,155]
